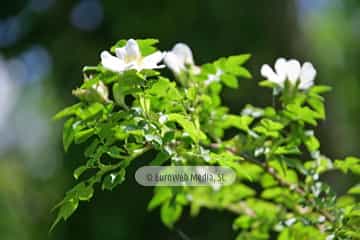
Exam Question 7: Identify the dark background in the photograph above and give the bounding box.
[0,0,359,239]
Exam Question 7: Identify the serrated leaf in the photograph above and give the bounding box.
[50,198,79,232]
[167,113,207,143]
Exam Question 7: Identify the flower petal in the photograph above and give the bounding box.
[299,62,316,89]
[164,52,184,74]
[286,59,301,83]
[101,51,125,72]
[142,51,165,69]
[274,58,287,81]
[261,64,282,85]
[172,43,194,65]
[115,47,126,61]
[125,39,141,61]
[299,80,314,90]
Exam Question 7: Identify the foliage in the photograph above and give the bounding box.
[53,39,360,239]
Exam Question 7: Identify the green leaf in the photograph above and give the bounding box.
[82,65,104,73]
[212,153,259,181]
[304,134,320,153]
[106,146,126,159]
[148,187,172,210]
[81,75,100,88]
[227,54,251,65]
[283,158,307,175]
[284,104,320,126]
[217,54,252,78]
[77,184,94,201]
[222,115,253,132]
[61,200,79,218]
[63,118,75,152]
[160,201,182,228]
[50,198,79,231]
[137,39,159,56]
[309,85,332,94]
[73,166,88,180]
[53,103,82,120]
[74,128,95,144]
[273,145,300,155]
[278,228,290,240]
[259,80,277,88]
[141,69,160,77]
[167,113,207,143]
[218,184,256,204]
[261,174,277,188]
[348,184,360,195]
[307,97,325,119]
[260,119,284,131]
[76,102,104,120]
[111,38,159,56]
[146,77,181,100]
[335,156,360,174]
[233,215,253,230]
[253,119,284,138]
[112,82,126,107]
[150,151,170,166]
[102,169,126,191]
[232,66,252,78]
[112,71,144,107]
[261,187,284,199]
[221,74,238,88]
[84,139,100,157]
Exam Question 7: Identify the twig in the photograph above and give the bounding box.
[175,227,192,240]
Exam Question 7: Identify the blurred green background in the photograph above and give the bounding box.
[0,0,359,239]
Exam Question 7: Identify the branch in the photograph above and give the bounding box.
[209,143,335,222]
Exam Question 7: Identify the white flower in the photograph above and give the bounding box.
[100,39,164,73]
[164,43,199,74]
[260,58,317,90]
